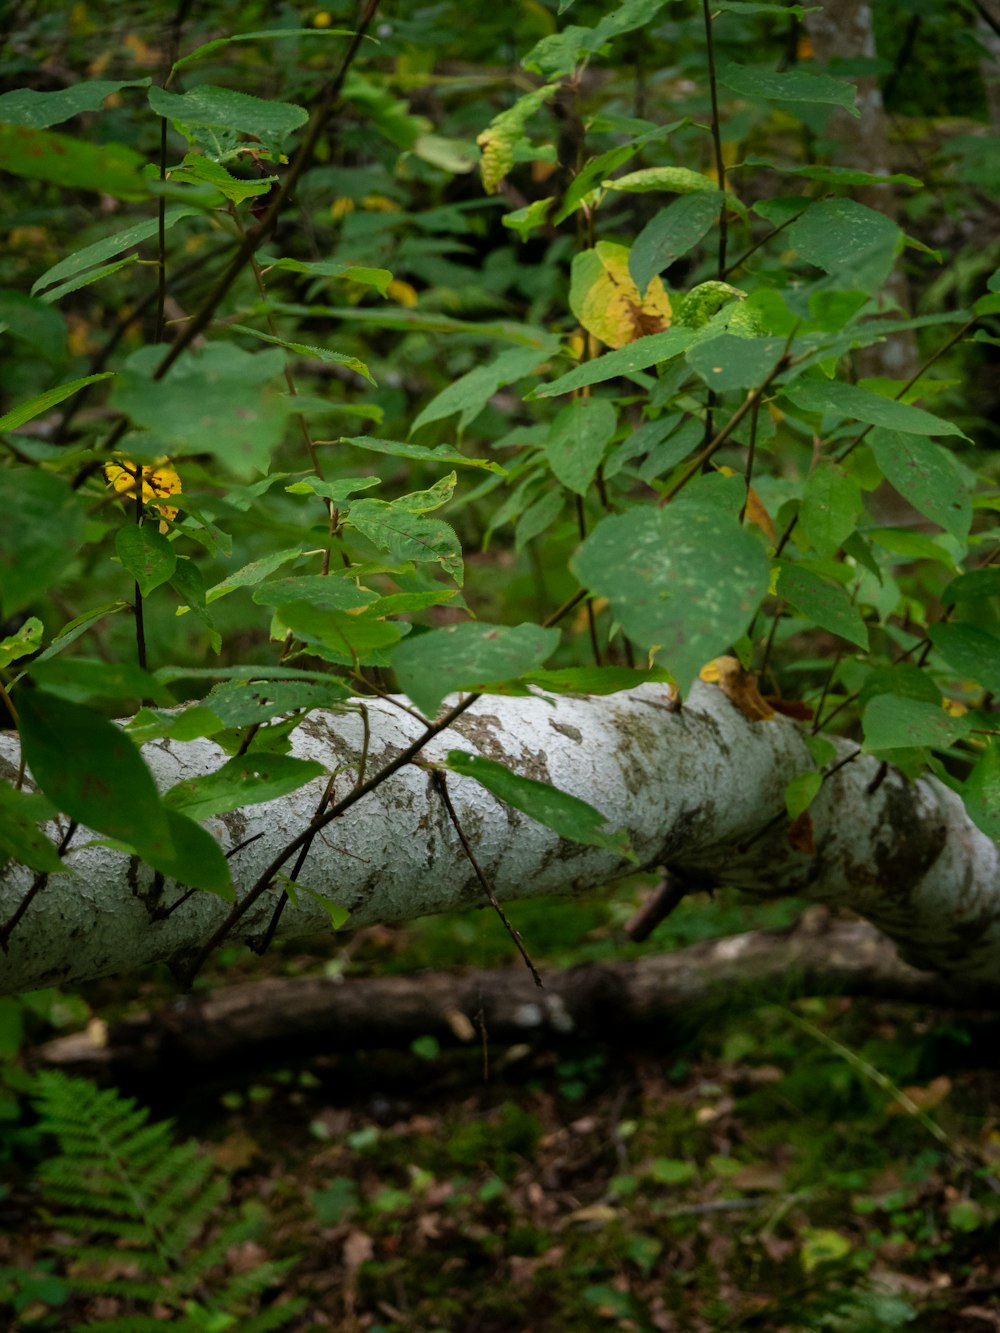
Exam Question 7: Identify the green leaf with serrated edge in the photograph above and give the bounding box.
[0,123,146,199]
[0,470,87,618]
[340,435,505,473]
[553,122,686,226]
[799,464,864,559]
[17,690,173,861]
[412,342,558,435]
[530,327,697,399]
[171,26,361,73]
[27,658,171,707]
[964,742,1000,840]
[114,525,176,598]
[39,256,139,304]
[148,85,306,142]
[391,622,560,718]
[113,343,289,478]
[189,548,311,611]
[862,695,972,752]
[785,198,901,290]
[785,770,822,821]
[0,292,67,366]
[346,501,464,583]
[259,254,392,296]
[740,155,921,188]
[524,667,675,695]
[388,473,457,514]
[943,569,1000,602]
[544,398,617,495]
[0,79,151,128]
[778,563,868,649]
[444,750,636,863]
[686,335,787,392]
[169,154,274,203]
[229,323,375,385]
[870,430,971,540]
[0,785,65,874]
[502,197,555,239]
[285,477,380,503]
[783,379,966,439]
[803,734,837,767]
[930,624,1000,695]
[629,192,721,294]
[571,503,769,694]
[0,617,43,669]
[364,590,459,616]
[32,208,196,295]
[164,754,325,821]
[718,61,858,114]
[0,374,113,431]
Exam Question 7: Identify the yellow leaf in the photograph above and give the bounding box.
[569,241,672,349]
[105,456,182,525]
[700,656,775,721]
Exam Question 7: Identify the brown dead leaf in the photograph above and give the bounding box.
[787,809,815,853]
[343,1229,374,1271]
[700,657,775,721]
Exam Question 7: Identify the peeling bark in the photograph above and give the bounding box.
[2,682,999,995]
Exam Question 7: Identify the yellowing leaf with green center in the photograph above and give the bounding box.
[569,242,672,349]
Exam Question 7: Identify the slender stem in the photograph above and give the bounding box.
[575,495,602,665]
[702,0,728,277]
[432,770,542,987]
[154,119,168,345]
[739,397,761,524]
[132,468,148,671]
[659,348,793,505]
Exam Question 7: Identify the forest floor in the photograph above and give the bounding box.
[4,890,1000,1332]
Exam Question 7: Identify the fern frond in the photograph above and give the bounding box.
[31,1072,300,1332]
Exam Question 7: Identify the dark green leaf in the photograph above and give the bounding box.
[172,27,361,74]
[778,563,869,649]
[718,61,858,115]
[741,155,921,188]
[0,785,64,875]
[157,809,234,899]
[254,575,375,613]
[148,85,307,144]
[16,690,173,862]
[113,343,289,478]
[346,501,464,583]
[964,742,1000,840]
[114,525,177,597]
[943,569,1000,603]
[0,373,113,431]
[341,435,505,473]
[783,379,966,439]
[391,622,560,717]
[0,79,150,128]
[228,323,375,385]
[785,198,901,290]
[0,470,87,617]
[571,502,770,693]
[530,327,696,398]
[862,695,972,752]
[27,658,171,707]
[444,750,636,862]
[870,430,971,540]
[164,754,326,820]
[32,209,196,296]
[686,334,787,392]
[799,464,864,559]
[629,192,722,293]
[544,398,617,495]
[930,624,1000,695]
[524,666,675,694]
[785,770,822,821]
[0,123,146,199]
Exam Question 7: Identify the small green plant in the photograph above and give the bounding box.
[27,1071,303,1332]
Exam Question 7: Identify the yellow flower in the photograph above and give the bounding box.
[105,457,182,529]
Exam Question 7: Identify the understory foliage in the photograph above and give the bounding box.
[28,1070,303,1331]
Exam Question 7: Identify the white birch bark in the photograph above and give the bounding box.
[1,681,998,994]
